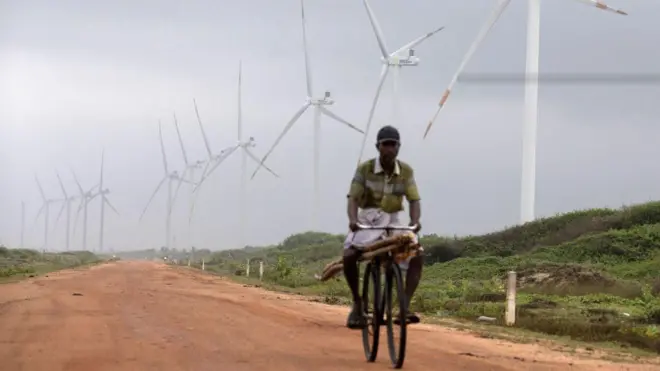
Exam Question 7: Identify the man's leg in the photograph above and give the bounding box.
[343,248,367,329]
[398,254,423,324]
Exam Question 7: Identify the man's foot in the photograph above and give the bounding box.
[346,304,368,330]
[393,312,420,325]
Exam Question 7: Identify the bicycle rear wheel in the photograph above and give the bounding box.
[385,263,407,369]
[361,261,381,362]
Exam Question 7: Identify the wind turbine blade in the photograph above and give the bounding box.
[319,106,364,134]
[193,98,214,159]
[56,171,68,199]
[357,64,390,164]
[197,147,239,187]
[245,148,279,178]
[54,201,66,228]
[362,0,390,59]
[72,199,84,238]
[392,26,445,56]
[250,102,311,180]
[158,121,169,174]
[71,169,84,194]
[172,169,186,209]
[574,0,627,15]
[34,175,47,201]
[195,160,213,189]
[423,0,511,139]
[139,177,167,221]
[32,203,46,229]
[173,112,190,166]
[300,0,313,97]
[104,196,119,215]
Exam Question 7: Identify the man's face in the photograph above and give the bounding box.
[377,140,400,163]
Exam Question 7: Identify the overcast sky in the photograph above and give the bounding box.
[1,0,658,252]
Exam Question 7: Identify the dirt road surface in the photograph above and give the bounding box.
[0,261,657,371]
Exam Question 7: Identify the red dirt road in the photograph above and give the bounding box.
[0,261,656,371]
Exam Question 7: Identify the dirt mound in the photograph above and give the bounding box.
[517,264,616,289]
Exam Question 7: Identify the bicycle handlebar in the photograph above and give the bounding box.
[355,223,418,231]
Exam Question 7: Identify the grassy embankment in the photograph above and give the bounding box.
[175,202,660,353]
[0,246,104,282]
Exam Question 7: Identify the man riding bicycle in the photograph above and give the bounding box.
[343,125,423,329]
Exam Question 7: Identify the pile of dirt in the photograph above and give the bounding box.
[517,264,617,289]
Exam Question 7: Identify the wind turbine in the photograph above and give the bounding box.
[171,111,207,248]
[71,170,99,251]
[251,0,363,230]
[94,150,119,253]
[140,121,196,249]
[422,0,626,224]
[53,171,78,251]
[33,175,61,251]
[356,0,444,163]
[193,60,279,249]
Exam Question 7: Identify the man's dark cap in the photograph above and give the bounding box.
[376,125,400,143]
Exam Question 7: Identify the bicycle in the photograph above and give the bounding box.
[351,223,420,369]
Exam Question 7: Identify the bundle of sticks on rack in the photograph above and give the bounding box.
[316,232,420,282]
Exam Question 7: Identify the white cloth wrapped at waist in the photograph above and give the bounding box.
[343,208,422,270]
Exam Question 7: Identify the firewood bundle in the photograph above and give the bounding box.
[315,232,420,282]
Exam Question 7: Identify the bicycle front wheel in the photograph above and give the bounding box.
[385,263,407,369]
[361,261,381,362]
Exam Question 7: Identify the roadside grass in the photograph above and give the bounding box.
[0,246,105,283]
[166,201,660,355]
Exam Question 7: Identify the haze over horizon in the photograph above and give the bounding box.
[1,0,658,252]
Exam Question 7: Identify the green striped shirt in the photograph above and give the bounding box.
[347,158,420,213]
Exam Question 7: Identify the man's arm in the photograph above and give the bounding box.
[347,167,365,223]
[405,169,421,225]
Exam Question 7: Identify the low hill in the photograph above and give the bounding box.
[190,201,660,353]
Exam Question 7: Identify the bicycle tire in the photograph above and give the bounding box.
[385,262,407,369]
[361,261,381,362]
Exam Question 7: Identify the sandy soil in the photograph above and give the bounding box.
[0,261,657,371]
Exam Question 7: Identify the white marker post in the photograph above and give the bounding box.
[202,258,205,271]
[259,261,264,281]
[505,271,517,326]
[246,258,250,277]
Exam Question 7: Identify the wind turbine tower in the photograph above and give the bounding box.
[96,150,119,253]
[54,171,78,251]
[422,0,627,223]
[251,0,363,231]
[140,122,196,249]
[71,170,98,251]
[33,175,61,251]
[194,61,279,249]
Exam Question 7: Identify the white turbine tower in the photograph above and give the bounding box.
[33,175,61,251]
[53,171,78,251]
[194,61,279,249]
[252,0,363,230]
[140,122,196,249]
[422,0,627,224]
[171,112,207,248]
[356,0,444,163]
[94,150,119,253]
[71,170,99,251]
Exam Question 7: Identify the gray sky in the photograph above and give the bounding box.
[1,0,658,251]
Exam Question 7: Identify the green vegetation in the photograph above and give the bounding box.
[180,201,660,354]
[0,246,103,281]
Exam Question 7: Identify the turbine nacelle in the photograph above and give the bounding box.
[383,52,420,66]
[310,91,334,105]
